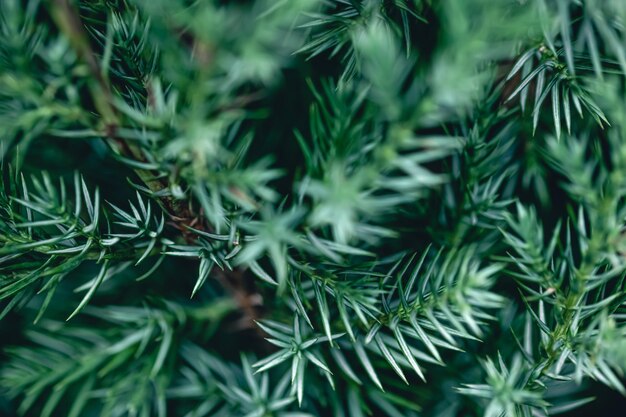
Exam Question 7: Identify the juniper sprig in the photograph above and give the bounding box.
[1,0,626,416]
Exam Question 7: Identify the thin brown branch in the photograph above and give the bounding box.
[47,0,266,339]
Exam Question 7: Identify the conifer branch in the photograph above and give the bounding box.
[2,0,626,416]
[46,0,266,336]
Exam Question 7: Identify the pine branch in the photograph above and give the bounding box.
[3,0,626,416]
[46,0,266,336]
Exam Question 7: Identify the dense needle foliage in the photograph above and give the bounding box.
[1,0,626,416]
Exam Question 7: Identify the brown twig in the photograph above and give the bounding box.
[48,0,266,339]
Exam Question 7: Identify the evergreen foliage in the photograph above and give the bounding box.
[1,0,626,416]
